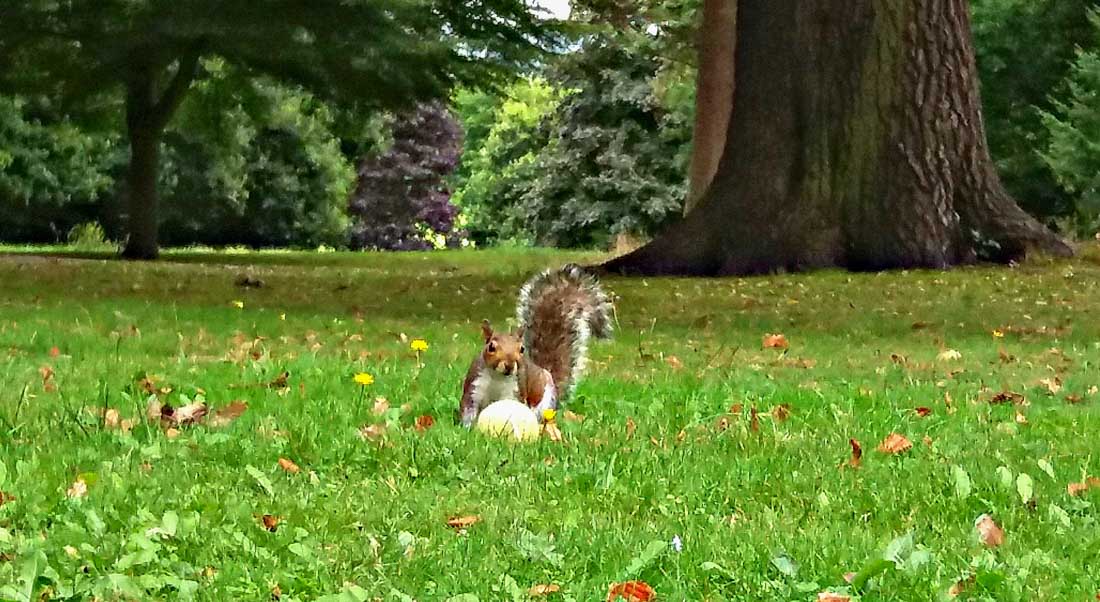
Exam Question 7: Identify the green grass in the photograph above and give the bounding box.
[1,246,1099,601]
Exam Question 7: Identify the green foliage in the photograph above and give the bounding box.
[452,0,699,248]
[66,222,115,251]
[1041,11,1100,236]
[1,248,1099,599]
[0,96,118,242]
[451,79,565,245]
[971,0,1100,222]
[157,66,354,248]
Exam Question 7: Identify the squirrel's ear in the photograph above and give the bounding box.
[480,319,493,342]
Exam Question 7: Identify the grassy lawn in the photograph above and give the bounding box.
[1,246,1098,601]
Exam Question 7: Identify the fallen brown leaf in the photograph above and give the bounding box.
[271,584,282,600]
[543,421,563,442]
[1039,376,1063,395]
[975,514,1004,547]
[529,584,561,597]
[729,403,743,414]
[1067,481,1090,496]
[665,355,683,370]
[446,515,480,529]
[762,333,789,350]
[817,594,851,602]
[358,423,386,441]
[170,402,209,426]
[714,416,730,432]
[66,477,88,499]
[948,575,975,598]
[563,410,585,422]
[625,417,637,439]
[0,491,15,507]
[414,414,435,432]
[914,406,932,417]
[165,427,181,439]
[877,433,912,454]
[607,580,655,602]
[847,438,862,468]
[750,406,759,432]
[49,346,60,357]
[937,349,962,361]
[209,401,248,428]
[990,391,1025,405]
[269,371,290,389]
[260,514,280,532]
[278,458,301,474]
[372,397,390,415]
[1014,411,1028,425]
[772,404,791,422]
[1065,394,1083,404]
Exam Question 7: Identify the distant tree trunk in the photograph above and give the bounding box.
[120,52,201,260]
[684,0,736,215]
[604,0,1072,276]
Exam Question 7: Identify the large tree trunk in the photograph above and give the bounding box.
[605,0,1072,276]
[122,73,162,260]
[120,52,201,260]
[683,0,736,216]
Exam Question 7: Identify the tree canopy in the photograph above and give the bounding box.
[0,0,550,258]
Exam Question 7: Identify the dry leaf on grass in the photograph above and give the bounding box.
[714,416,730,432]
[563,410,585,423]
[625,417,637,439]
[66,477,88,499]
[278,458,301,474]
[915,407,932,417]
[49,346,60,357]
[762,334,789,349]
[665,355,683,370]
[937,349,962,361]
[165,427,181,439]
[543,422,563,442]
[358,424,386,441]
[529,584,561,597]
[877,433,912,454]
[0,491,15,507]
[1039,377,1063,395]
[607,580,655,602]
[260,514,280,532]
[372,397,390,415]
[1068,477,1100,496]
[990,391,1025,405]
[446,515,480,529]
[975,514,1004,547]
[772,404,791,421]
[750,406,759,432]
[817,593,851,602]
[948,575,976,598]
[414,415,435,432]
[1014,412,1028,425]
[847,438,863,468]
[209,401,248,428]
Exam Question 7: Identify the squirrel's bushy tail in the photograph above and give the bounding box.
[517,263,613,401]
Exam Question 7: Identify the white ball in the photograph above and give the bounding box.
[476,399,540,442]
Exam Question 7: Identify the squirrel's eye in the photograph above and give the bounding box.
[487,341,497,352]
[520,346,525,354]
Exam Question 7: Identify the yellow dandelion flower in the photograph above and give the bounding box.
[541,409,557,423]
[279,313,286,321]
[410,339,429,352]
[232,300,245,309]
[353,372,375,386]
[992,329,1005,338]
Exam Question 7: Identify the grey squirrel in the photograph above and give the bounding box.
[459,264,614,427]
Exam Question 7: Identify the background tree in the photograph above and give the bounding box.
[604,0,1073,276]
[348,102,465,251]
[0,0,545,259]
[971,0,1100,229]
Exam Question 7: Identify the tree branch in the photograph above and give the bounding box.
[150,46,202,131]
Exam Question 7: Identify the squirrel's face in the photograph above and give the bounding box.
[481,320,524,377]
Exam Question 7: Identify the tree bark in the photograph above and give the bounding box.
[120,51,201,260]
[604,0,1072,276]
[683,0,736,216]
